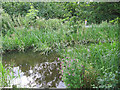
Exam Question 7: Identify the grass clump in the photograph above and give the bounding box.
[57,57,98,88]
[0,62,15,87]
[2,17,119,53]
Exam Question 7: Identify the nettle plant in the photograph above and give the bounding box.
[57,57,97,88]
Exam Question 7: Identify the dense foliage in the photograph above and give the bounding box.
[2,2,120,24]
[1,2,120,88]
[59,41,119,88]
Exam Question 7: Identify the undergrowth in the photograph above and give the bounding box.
[2,11,119,88]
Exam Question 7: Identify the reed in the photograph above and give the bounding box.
[0,62,15,87]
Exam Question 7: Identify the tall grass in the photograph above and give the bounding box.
[2,14,119,54]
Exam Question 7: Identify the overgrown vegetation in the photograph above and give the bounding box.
[59,41,119,88]
[2,2,120,24]
[1,2,120,88]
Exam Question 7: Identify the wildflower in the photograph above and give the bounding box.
[74,59,76,61]
[61,62,63,64]
[71,59,73,62]
[62,70,63,73]
[85,19,87,26]
[59,76,61,78]
[72,74,75,76]
[72,69,74,70]
[66,66,67,68]
[69,73,71,75]
[77,59,78,62]
[62,59,64,60]
[66,57,69,59]
[68,84,70,86]
[57,58,59,60]
[81,65,84,67]
[69,64,71,67]
[56,68,59,70]
[87,49,90,52]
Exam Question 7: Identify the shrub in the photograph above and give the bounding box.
[59,41,119,88]
[57,57,98,88]
[24,5,39,28]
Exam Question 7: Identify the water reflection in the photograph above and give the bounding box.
[2,51,66,88]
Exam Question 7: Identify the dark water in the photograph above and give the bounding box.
[2,51,66,88]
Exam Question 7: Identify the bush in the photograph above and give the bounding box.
[57,57,98,88]
[24,5,39,28]
[2,2,30,16]
[59,41,119,88]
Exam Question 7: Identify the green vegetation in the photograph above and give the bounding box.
[59,41,119,88]
[2,2,120,24]
[2,16,119,53]
[1,2,120,88]
[0,61,16,87]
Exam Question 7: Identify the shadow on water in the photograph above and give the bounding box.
[2,50,66,88]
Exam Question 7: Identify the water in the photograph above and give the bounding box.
[2,51,66,88]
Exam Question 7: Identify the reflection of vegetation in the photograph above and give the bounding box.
[2,51,60,88]
[2,58,61,88]
[3,51,59,72]
[25,62,60,88]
